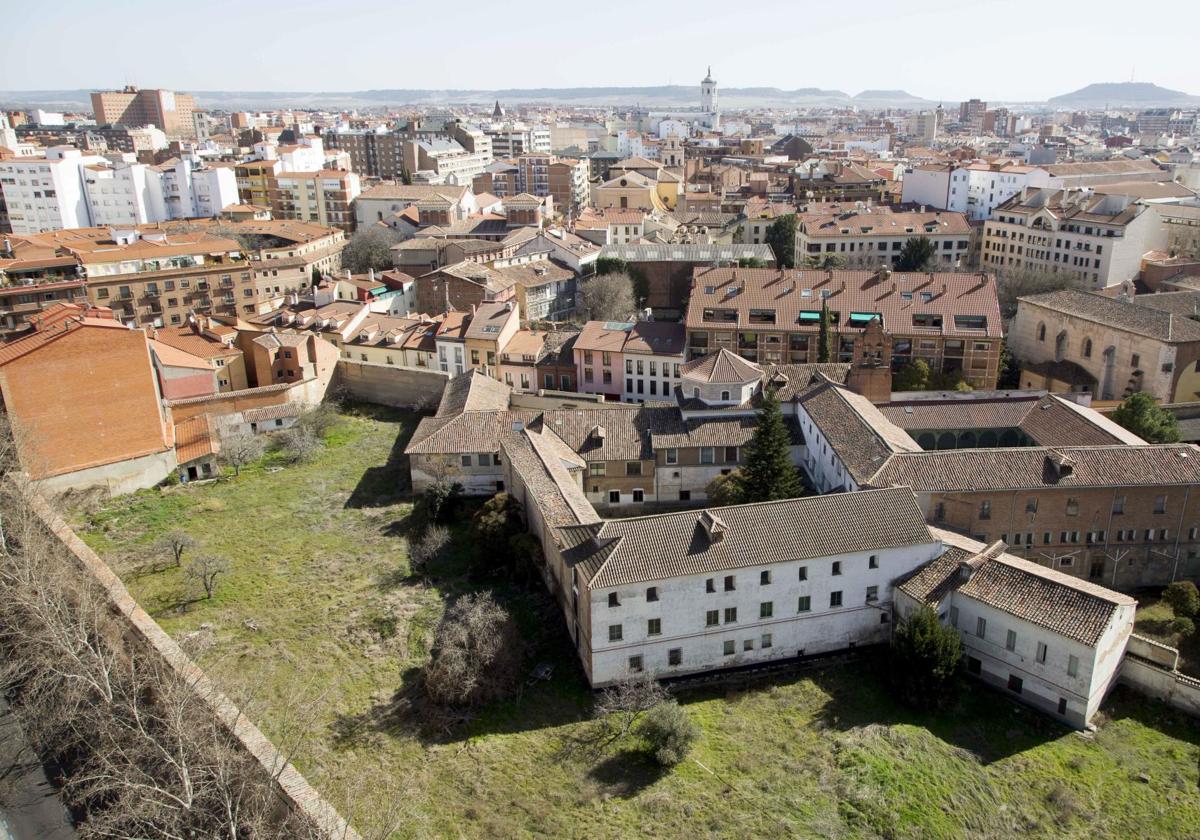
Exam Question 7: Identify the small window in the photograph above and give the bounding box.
[1067,655,1079,677]
[1154,495,1167,514]
[798,566,807,581]
[761,633,773,648]
[724,607,738,623]
[668,648,682,666]
[949,606,959,627]
[1036,641,1047,664]
[967,656,982,675]
[760,570,772,585]
[798,596,811,612]
[760,602,773,618]
[632,489,644,503]
[608,624,622,642]
[706,578,715,593]
[460,455,472,467]
[976,617,987,638]
[1057,697,1067,716]
[646,586,659,602]
[626,461,642,476]
[979,500,992,520]
[831,561,842,576]
[706,610,719,627]
[628,655,643,673]
[724,575,736,591]
[865,585,878,602]
[608,593,620,608]
[829,591,843,608]
[1007,674,1023,694]
[608,490,621,504]
[1026,497,1038,514]
[1006,629,1016,651]
[743,639,754,652]
[723,640,735,656]
[868,555,878,569]
[648,618,661,636]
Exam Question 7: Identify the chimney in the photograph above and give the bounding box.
[368,267,375,282]
[699,509,727,544]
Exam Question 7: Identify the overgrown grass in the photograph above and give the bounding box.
[70,406,1200,839]
[1135,595,1200,677]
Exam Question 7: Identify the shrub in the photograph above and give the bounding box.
[705,470,746,507]
[1169,616,1195,639]
[469,493,525,577]
[409,525,450,574]
[278,424,322,463]
[637,700,699,767]
[414,480,463,528]
[424,593,522,707]
[1162,580,1200,619]
[1111,393,1180,443]
[889,605,963,710]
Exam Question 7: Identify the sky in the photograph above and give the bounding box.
[3,0,1198,102]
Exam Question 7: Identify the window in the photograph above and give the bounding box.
[761,633,773,649]
[589,462,606,476]
[700,447,715,464]
[668,648,682,666]
[1112,495,1124,514]
[665,448,678,465]
[460,455,472,467]
[760,602,773,618]
[741,638,754,652]
[798,566,807,581]
[627,655,644,673]
[976,617,987,638]
[865,585,878,602]
[949,606,959,627]
[477,454,490,467]
[968,656,982,675]
[1036,641,1047,664]
[760,570,772,585]
[1067,654,1079,677]
[706,578,715,593]
[1007,674,1023,694]
[626,461,642,476]
[829,591,843,608]
[868,555,879,569]
[1066,497,1079,516]
[724,607,738,623]
[1006,629,1016,651]
[632,489,644,503]
[1057,697,1068,716]
[1154,495,1166,514]
[723,640,735,656]
[608,593,620,608]
[646,586,659,602]
[1026,497,1038,514]
[608,490,621,504]
[979,500,992,520]
[647,618,661,636]
[724,575,736,591]
[706,610,719,627]
[608,624,622,642]
[725,446,738,463]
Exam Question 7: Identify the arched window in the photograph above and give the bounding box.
[1037,322,1046,342]
[1083,338,1093,358]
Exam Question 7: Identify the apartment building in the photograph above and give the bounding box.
[0,146,107,234]
[901,162,1051,221]
[795,206,972,269]
[354,182,477,229]
[684,267,1004,388]
[90,86,197,139]
[403,137,491,185]
[548,158,589,215]
[897,530,1134,728]
[981,188,1168,289]
[324,128,404,179]
[271,169,361,231]
[572,320,687,403]
[596,243,777,313]
[233,159,279,209]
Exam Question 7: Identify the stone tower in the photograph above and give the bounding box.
[846,313,894,404]
[662,135,685,169]
[701,67,719,129]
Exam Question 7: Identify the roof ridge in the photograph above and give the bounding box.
[594,485,916,526]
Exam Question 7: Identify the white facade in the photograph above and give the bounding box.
[901,166,969,214]
[0,146,106,234]
[622,352,684,402]
[435,339,466,375]
[83,161,166,227]
[901,164,1052,221]
[658,119,690,139]
[589,540,943,685]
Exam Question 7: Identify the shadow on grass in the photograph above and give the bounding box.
[1102,684,1200,747]
[344,404,422,510]
[586,750,669,798]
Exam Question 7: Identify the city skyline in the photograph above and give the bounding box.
[3,0,1197,103]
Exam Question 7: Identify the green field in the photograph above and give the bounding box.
[70,404,1200,839]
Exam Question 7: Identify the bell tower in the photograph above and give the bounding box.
[701,67,719,129]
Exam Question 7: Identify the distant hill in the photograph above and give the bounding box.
[1048,82,1199,108]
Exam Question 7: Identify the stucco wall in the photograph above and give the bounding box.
[1120,656,1200,717]
[336,359,449,409]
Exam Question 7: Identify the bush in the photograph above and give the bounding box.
[705,470,746,506]
[414,480,463,528]
[278,424,322,463]
[424,593,522,707]
[637,700,699,767]
[890,605,963,710]
[1111,392,1180,443]
[1162,580,1200,619]
[409,525,450,574]
[469,493,525,577]
[1169,616,1195,639]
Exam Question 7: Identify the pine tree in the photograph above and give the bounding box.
[765,215,797,269]
[890,605,963,710]
[897,236,937,271]
[817,299,833,363]
[740,388,804,502]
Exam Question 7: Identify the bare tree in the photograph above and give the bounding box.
[995,267,1089,320]
[578,271,637,322]
[297,404,339,439]
[218,431,266,477]
[159,530,196,569]
[563,672,671,757]
[341,225,402,274]
[186,554,230,600]
[409,525,449,575]
[279,424,323,464]
[424,593,522,707]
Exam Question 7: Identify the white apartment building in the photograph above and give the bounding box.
[0,146,107,234]
[83,159,166,227]
[621,323,687,403]
[795,206,973,269]
[160,158,239,220]
[981,188,1169,289]
[901,162,1051,221]
[896,530,1135,729]
[574,488,943,686]
[484,125,551,158]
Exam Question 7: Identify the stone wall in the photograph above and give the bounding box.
[26,491,361,839]
[1119,633,1200,717]
[336,359,449,409]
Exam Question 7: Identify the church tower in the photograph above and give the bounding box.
[700,67,719,129]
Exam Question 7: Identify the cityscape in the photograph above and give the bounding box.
[0,3,1198,838]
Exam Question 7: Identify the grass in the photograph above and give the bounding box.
[1135,596,1200,677]
[69,404,1200,839]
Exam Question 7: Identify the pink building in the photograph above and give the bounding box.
[574,320,633,400]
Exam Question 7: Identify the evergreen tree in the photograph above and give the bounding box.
[740,388,804,502]
[1111,392,1180,443]
[890,605,963,710]
[817,299,833,363]
[765,215,797,269]
[894,359,932,392]
[897,236,937,271]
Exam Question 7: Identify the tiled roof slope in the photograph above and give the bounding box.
[560,486,934,589]
[681,347,763,384]
[1019,289,1200,343]
[798,379,921,484]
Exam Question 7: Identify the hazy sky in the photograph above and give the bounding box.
[3,0,1197,101]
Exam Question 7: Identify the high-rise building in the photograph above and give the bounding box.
[90,86,197,139]
[958,98,987,132]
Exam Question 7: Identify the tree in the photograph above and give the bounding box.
[705,470,746,507]
[637,699,699,766]
[802,253,845,270]
[817,299,833,363]
[738,256,767,268]
[218,431,266,477]
[469,493,525,576]
[1111,392,1180,443]
[342,225,402,274]
[1170,616,1195,639]
[186,554,229,600]
[424,593,522,707]
[310,265,322,285]
[890,605,963,711]
[578,271,637,321]
[159,530,196,569]
[279,424,323,463]
[409,525,450,575]
[414,479,463,529]
[740,388,804,502]
[894,359,932,392]
[995,267,1088,320]
[765,214,797,269]
[589,673,670,749]
[897,236,937,272]
[297,403,339,439]
[1162,580,1200,619]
